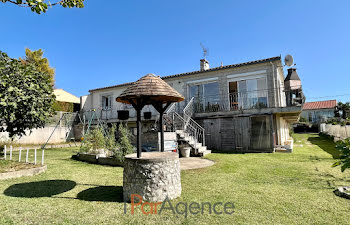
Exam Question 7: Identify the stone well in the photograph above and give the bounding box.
[123,152,181,202]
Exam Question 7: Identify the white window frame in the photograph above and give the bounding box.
[226,70,268,109]
[101,94,112,110]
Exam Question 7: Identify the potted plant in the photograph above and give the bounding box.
[179,144,191,158]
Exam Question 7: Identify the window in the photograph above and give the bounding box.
[102,95,112,109]
[237,78,267,109]
[189,82,220,112]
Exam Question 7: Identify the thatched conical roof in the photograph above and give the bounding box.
[116,74,185,105]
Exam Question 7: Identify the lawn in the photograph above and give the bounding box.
[0,133,349,224]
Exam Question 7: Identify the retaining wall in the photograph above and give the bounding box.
[320,123,350,140]
[0,126,72,144]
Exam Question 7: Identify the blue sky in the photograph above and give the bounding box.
[1,0,350,102]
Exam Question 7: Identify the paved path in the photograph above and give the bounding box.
[179,157,215,170]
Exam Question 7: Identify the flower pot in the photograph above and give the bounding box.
[118,110,129,120]
[180,147,191,158]
[144,112,152,120]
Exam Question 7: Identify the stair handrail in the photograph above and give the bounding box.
[182,97,205,147]
[165,102,176,115]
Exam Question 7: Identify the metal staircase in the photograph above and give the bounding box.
[163,98,211,156]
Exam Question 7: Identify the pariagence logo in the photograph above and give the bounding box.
[124,194,235,218]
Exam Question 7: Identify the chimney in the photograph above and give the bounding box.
[200,59,210,71]
[284,68,301,90]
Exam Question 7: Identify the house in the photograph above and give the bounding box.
[54,89,80,112]
[81,56,304,154]
[301,100,337,124]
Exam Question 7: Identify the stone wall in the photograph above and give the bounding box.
[123,152,181,202]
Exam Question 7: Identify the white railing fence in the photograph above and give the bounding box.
[2,145,45,165]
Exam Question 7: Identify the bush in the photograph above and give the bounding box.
[52,101,74,112]
[80,126,106,154]
[299,116,307,122]
[114,123,134,162]
[79,123,134,162]
[332,138,350,172]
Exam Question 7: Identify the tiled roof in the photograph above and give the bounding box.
[303,100,337,110]
[89,56,281,92]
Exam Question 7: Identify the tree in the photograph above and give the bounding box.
[335,102,350,119]
[20,48,55,86]
[0,51,55,138]
[0,0,84,14]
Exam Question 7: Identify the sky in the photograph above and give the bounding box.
[1,0,350,102]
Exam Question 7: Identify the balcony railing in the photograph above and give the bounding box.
[191,90,269,113]
[191,89,304,114]
[81,89,305,120]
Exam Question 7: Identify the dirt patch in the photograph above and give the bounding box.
[0,160,41,173]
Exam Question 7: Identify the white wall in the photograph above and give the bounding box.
[320,123,350,140]
[0,126,72,144]
[276,114,291,146]
[83,60,285,117]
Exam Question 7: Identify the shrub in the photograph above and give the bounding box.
[332,138,350,172]
[79,123,134,162]
[52,101,74,112]
[299,117,307,122]
[114,123,134,162]
[80,127,106,154]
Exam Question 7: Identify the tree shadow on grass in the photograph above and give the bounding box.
[4,180,123,202]
[4,180,77,198]
[307,136,341,159]
[77,186,123,202]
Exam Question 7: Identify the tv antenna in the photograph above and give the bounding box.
[284,54,295,67]
[200,43,209,60]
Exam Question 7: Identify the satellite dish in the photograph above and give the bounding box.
[284,54,294,67]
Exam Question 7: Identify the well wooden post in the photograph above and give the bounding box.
[4,145,6,160]
[136,108,142,158]
[159,111,164,152]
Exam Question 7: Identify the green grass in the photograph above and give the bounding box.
[0,133,349,224]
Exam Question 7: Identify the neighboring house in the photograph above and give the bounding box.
[301,100,337,124]
[81,56,304,153]
[0,89,80,145]
[54,89,80,112]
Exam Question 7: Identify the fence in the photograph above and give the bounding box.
[320,123,350,140]
[2,145,45,165]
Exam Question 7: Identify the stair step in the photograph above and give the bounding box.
[198,150,211,157]
[275,148,292,153]
[197,146,207,152]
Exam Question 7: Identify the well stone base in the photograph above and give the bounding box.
[123,152,181,202]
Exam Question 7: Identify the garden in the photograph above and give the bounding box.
[0,133,349,224]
